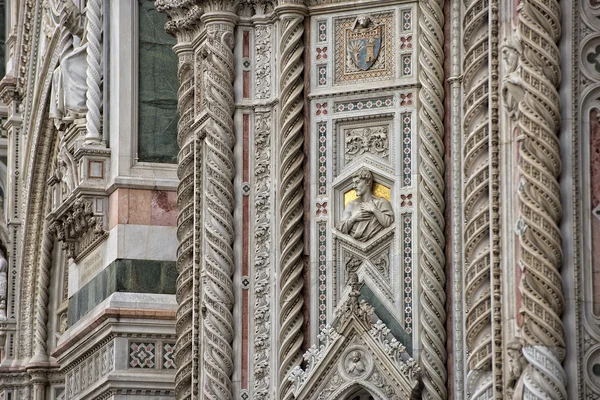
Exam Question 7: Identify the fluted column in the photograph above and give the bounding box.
[514,0,566,397]
[85,0,104,144]
[275,2,306,400]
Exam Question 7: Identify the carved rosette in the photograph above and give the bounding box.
[418,0,447,398]
[276,3,307,399]
[514,0,567,397]
[462,0,495,395]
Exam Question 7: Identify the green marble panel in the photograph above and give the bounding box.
[68,259,177,325]
[137,0,178,163]
[359,283,413,355]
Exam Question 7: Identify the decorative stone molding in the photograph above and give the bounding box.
[462,0,499,395]
[276,2,307,399]
[252,110,273,400]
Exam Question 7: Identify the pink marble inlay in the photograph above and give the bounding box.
[151,190,178,226]
[108,189,177,229]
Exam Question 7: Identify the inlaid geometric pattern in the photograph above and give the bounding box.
[402,9,412,31]
[129,342,155,368]
[334,96,393,113]
[163,343,176,369]
[402,213,413,335]
[318,122,328,196]
[318,65,328,87]
[317,20,327,42]
[318,222,328,336]
[401,112,412,186]
[402,54,412,76]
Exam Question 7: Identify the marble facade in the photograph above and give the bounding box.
[0,0,597,399]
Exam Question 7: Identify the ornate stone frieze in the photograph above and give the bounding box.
[252,111,273,400]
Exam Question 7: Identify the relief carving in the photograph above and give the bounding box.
[344,350,368,377]
[345,126,389,163]
[337,168,394,242]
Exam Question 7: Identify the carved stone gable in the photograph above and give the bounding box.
[290,295,420,400]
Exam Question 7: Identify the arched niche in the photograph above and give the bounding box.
[342,386,375,400]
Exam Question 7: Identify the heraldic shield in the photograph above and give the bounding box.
[346,21,382,71]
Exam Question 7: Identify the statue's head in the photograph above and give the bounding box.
[352,168,374,197]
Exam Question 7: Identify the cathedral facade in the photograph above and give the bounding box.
[0,0,597,399]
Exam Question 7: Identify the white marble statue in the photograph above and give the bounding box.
[338,168,394,241]
[50,0,88,123]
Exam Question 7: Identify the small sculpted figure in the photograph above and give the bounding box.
[347,351,366,376]
[338,168,394,241]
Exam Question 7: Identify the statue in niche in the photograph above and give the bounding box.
[506,340,526,399]
[55,141,78,197]
[49,0,88,124]
[501,35,524,120]
[338,168,394,241]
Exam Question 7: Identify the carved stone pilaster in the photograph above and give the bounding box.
[275,2,307,399]
[418,0,447,398]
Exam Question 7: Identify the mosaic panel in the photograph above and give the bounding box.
[402,213,413,335]
[163,342,176,369]
[402,112,412,186]
[334,96,394,113]
[334,12,395,84]
[129,342,156,368]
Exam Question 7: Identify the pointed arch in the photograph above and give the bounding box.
[16,29,62,362]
